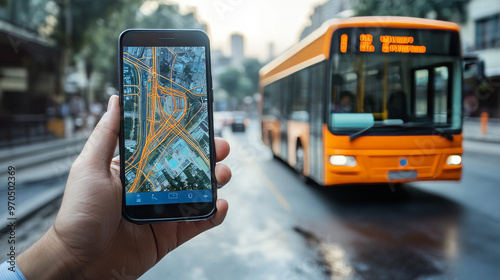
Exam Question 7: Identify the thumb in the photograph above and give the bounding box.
[78,95,120,170]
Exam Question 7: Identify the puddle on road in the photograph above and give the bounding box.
[293,224,447,280]
[292,192,463,280]
[294,226,353,280]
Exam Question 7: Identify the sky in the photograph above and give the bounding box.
[157,0,327,61]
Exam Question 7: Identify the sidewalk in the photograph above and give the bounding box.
[0,129,91,186]
[463,117,500,144]
[0,129,91,234]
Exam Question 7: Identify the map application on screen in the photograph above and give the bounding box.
[122,46,212,205]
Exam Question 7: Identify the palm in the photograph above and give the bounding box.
[18,96,231,280]
[54,153,229,279]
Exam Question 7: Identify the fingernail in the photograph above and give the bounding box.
[107,96,115,111]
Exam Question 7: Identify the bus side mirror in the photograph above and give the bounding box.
[463,58,485,80]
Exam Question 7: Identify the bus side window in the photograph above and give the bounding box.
[434,66,449,124]
[272,82,281,118]
[263,86,271,116]
[264,82,281,119]
[291,69,310,122]
[413,69,429,118]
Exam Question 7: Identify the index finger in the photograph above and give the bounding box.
[214,138,230,162]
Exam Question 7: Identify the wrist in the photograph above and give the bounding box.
[18,226,82,280]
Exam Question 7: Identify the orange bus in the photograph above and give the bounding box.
[259,17,463,185]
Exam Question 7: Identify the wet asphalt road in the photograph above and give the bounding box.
[2,121,498,279]
[141,123,500,280]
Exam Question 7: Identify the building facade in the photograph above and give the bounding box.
[230,33,244,66]
[0,2,62,145]
[460,0,500,117]
[300,0,352,40]
[461,0,500,77]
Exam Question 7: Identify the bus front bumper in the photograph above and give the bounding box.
[323,148,462,185]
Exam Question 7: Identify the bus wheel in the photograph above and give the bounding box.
[295,145,304,174]
[295,145,310,184]
[268,133,277,159]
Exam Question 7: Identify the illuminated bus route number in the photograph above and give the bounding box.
[340,34,348,53]
[359,34,375,52]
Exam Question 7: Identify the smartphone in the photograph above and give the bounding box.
[118,29,216,223]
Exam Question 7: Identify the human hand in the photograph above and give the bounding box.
[18,95,232,280]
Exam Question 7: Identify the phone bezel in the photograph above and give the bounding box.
[118,29,217,223]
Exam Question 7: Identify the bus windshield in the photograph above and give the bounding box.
[329,28,462,136]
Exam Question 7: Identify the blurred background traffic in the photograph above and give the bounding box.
[1,0,500,279]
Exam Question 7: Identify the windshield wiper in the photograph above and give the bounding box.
[349,125,454,142]
[348,126,374,141]
[429,128,454,141]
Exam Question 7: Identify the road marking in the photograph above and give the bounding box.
[226,131,291,211]
[248,159,291,211]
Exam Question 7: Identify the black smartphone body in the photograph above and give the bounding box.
[118,29,216,223]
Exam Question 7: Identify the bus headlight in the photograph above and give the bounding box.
[329,155,357,167]
[446,155,462,165]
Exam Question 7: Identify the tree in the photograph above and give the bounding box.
[78,2,206,100]
[353,0,469,23]
[52,0,128,53]
[0,0,129,97]
[218,67,242,98]
[217,58,263,106]
[52,0,135,97]
[242,58,263,95]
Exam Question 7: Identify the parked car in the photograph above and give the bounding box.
[229,111,250,132]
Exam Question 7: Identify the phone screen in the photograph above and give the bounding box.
[122,45,212,207]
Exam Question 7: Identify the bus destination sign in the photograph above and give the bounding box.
[341,33,427,54]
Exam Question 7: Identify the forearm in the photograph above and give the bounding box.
[17,227,82,280]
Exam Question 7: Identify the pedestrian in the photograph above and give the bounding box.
[69,95,86,133]
[89,100,104,127]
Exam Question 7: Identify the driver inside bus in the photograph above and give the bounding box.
[333,91,355,113]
